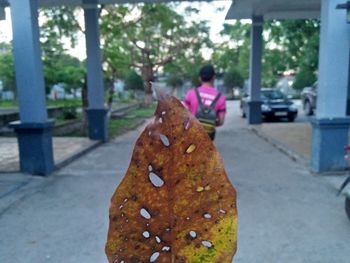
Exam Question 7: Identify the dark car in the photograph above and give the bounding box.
[240,88,298,122]
[301,82,317,116]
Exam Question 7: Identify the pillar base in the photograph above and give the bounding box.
[311,117,350,173]
[248,100,262,124]
[9,120,55,175]
[86,108,108,141]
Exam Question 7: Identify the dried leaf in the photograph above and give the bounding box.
[106,94,237,263]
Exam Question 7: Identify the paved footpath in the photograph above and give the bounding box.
[0,101,350,263]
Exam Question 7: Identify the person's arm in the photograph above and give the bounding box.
[216,95,226,126]
[217,113,225,126]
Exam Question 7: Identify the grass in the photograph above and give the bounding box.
[108,104,156,138]
[0,99,155,138]
[108,118,142,137]
[0,101,17,107]
[128,104,156,118]
[47,99,82,107]
[61,105,156,138]
[0,99,82,108]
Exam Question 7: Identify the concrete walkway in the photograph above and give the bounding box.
[0,101,350,263]
[0,137,100,172]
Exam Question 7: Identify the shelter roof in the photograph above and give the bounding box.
[225,0,321,20]
[1,0,202,7]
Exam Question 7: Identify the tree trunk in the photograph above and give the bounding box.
[107,78,115,110]
[142,66,155,107]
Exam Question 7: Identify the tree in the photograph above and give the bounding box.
[39,4,211,105]
[212,21,251,92]
[265,20,320,89]
[213,21,251,76]
[216,19,320,90]
[100,3,211,105]
[163,51,207,96]
[124,70,144,91]
[0,43,15,95]
[39,7,86,95]
[224,67,244,90]
[165,66,183,96]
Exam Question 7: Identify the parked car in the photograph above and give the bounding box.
[240,88,298,122]
[301,82,317,116]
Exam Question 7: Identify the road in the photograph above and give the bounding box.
[0,100,349,263]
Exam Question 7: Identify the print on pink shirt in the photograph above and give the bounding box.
[184,86,226,117]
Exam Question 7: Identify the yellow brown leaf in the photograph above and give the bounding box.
[105,93,237,263]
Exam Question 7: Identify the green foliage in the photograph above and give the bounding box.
[109,118,139,137]
[293,67,317,90]
[100,4,211,92]
[224,67,244,90]
[163,52,206,88]
[40,7,82,48]
[39,7,85,94]
[47,99,82,107]
[266,20,320,88]
[128,105,156,118]
[0,43,15,93]
[109,105,156,137]
[212,21,251,80]
[0,100,16,107]
[43,54,85,95]
[262,48,288,87]
[217,20,320,89]
[54,100,79,120]
[39,4,211,98]
[124,70,144,91]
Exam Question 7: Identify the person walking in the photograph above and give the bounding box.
[184,64,226,140]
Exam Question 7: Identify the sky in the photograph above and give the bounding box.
[0,1,234,60]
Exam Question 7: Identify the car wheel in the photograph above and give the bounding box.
[240,107,246,118]
[304,100,313,116]
[345,196,350,222]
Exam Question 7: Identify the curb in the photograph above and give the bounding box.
[249,125,309,168]
[110,103,141,117]
[54,140,104,171]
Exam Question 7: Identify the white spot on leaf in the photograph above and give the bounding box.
[162,246,170,252]
[150,252,160,262]
[203,213,212,219]
[202,240,213,248]
[143,231,150,238]
[184,118,191,130]
[149,172,164,187]
[160,134,170,147]
[189,231,197,239]
[155,236,161,243]
[140,208,151,219]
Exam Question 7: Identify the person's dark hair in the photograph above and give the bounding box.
[199,65,215,82]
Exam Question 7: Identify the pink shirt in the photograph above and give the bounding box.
[184,86,226,117]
